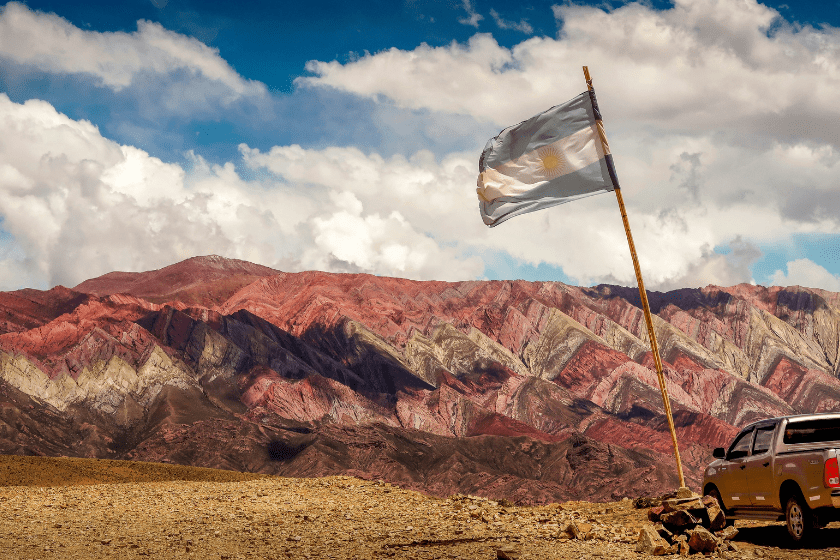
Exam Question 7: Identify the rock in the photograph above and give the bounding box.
[496,545,522,560]
[673,533,690,556]
[699,494,727,532]
[706,502,726,532]
[648,505,665,522]
[661,509,701,530]
[633,496,661,509]
[686,526,719,553]
[653,522,673,542]
[676,487,695,499]
[635,525,670,556]
[559,521,574,537]
[569,520,593,540]
[715,526,738,541]
[662,497,705,513]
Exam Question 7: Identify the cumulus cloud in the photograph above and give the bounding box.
[300,0,840,143]
[0,94,482,289]
[0,90,832,292]
[236,138,779,289]
[239,143,484,280]
[770,258,840,291]
[4,0,840,293]
[0,93,252,288]
[0,2,266,101]
[295,0,840,290]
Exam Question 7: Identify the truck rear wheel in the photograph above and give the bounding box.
[785,494,812,544]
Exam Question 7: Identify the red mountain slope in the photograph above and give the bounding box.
[0,256,838,504]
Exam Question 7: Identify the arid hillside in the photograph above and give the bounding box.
[1,256,839,503]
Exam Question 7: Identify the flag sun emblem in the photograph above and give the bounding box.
[537,146,564,178]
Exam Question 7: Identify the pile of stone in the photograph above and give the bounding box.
[637,493,739,556]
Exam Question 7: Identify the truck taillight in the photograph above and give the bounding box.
[826,457,840,488]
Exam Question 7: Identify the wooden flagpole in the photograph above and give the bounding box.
[583,66,688,492]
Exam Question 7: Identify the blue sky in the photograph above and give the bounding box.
[1,0,840,292]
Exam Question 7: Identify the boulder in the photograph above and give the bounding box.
[686,526,719,553]
[676,487,695,499]
[661,509,700,530]
[647,505,665,522]
[558,521,574,538]
[706,502,726,532]
[636,526,670,556]
[700,495,717,508]
[662,497,705,513]
[567,520,593,540]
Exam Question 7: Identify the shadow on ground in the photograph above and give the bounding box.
[734,522,840,551]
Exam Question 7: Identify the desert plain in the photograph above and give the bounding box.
[1,455,839,560]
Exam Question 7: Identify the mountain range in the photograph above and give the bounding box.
[2,255,839,504]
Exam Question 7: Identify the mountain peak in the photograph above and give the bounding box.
[72,255,280,305]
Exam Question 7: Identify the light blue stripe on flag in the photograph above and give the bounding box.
[477,91,618,227]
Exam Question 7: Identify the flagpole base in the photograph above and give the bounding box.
[676,486,694,499]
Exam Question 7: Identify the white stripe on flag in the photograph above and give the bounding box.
[477,124,603,202]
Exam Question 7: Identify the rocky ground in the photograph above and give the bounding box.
[1,456,839,559]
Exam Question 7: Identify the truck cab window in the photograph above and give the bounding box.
[752,425,776,455]
[727,428,753,460]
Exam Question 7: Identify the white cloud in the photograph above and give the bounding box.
[770,259,840,291]
[4,0,840,293]
[0,93,286,288]
[239,143,485,280]
[300,0,840,142]
[489,9,533,34]
[3,89,828,292]
[0,90,835,292]
[458,0,483,28]
[0,94,483,290]
[294,0,840,290]
[0,2,265,101]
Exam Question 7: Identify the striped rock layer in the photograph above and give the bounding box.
[1,255,839,503]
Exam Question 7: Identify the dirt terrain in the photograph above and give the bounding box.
[1,456,839,559]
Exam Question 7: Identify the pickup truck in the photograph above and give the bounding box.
[702,413,840,543]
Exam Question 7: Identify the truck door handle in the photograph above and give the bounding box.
[740,465,746,470]
[763,462,769,467]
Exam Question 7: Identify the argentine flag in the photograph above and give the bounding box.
[477,91,619,227]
